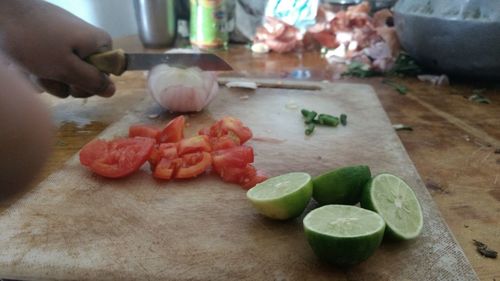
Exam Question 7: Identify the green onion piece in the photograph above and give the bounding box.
[305,123,315,135]
[340,114,347,126]
[301,109,317,124]
[317,114,339,127]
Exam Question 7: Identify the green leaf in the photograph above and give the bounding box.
[382,79,408,95]
[468,94,491,104]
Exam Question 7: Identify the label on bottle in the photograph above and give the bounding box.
[190,0,229,49]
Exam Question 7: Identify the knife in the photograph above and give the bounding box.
[87,49,233,76]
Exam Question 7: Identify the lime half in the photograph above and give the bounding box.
[246,172,313,220]
[303,205,385,266]
[312,165,371,205]
[361,173,423,240]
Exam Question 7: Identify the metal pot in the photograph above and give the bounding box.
[394,0,500,79]
[134,0,177,48]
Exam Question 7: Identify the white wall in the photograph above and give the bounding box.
[45,0,138,38]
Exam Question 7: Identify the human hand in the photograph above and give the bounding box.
[0,0,115,98]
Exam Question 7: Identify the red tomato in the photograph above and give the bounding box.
[79,139,107,166]
[177,135,211,155]
[241,173,268,189]
[158,143,178,159]
[153,158,181,180]
[218,164,256,184]
[176,152,212,179]
[218,117,253,144]
[159,115,185,143]
[210,135,240,151]
[79,137,155,178]
[129,125,161,142]
[211,146,254,174]
[199,116,253,144]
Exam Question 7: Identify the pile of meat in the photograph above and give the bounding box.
[253,1,400,72]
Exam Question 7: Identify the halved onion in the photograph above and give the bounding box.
[147,64,219,112]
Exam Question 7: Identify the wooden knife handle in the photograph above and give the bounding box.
[87,49,127,76]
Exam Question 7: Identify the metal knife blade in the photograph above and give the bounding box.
[126,53,233,72]
[87,49,233,76]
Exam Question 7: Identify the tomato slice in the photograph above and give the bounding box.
[153,158,182,180]
[241,173,268,189]
[129,125,161,142]
[210,135,240,151]
[175,152,212,179]
[199,116,253,144]
[79,139,107,166]
[219,117,252,144]
[218,164,256,184]
[211,146,254,174]
[159,115,185,143]
[79,137,155,178]
[177,135,211,155]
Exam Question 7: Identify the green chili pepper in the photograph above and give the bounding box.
[301,109,317,124]
[317,114,339,127]
[340,114,347,126]
[305,123,315,135]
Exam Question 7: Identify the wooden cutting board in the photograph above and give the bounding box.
[0,79,478,280]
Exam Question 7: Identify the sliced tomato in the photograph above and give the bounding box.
[129,125,161,142]
[158,143,178,159]
[177,135,211,155]
[175,152,212,179]
[149,143,179,170]
[198,126,210,136]
[218,164,257,184]
[211,146,254,174]
[200,116,253,144]
[153,158,181,180]
[79,139,107,166]
[79,137,155,178]
[159,115,185,143]
[210,135,240,151]
[241,173,268,189]
[217,116,253,144]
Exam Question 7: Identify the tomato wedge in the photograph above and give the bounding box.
[177,135,211,155]
[199,116,253,144]
[176,152,212,179]
[159,115,185,143]
[129,125,161,142]
[210,135,240,151]
[79,137,155,178]
[241,173,268,189]
[149,143,179,169]
[218,117,252,144]
[211,146,254,174]
[153,158,182,180]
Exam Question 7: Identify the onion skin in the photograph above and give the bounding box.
[147,64,219,113]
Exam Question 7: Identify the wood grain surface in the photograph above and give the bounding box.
[0,80,477,280]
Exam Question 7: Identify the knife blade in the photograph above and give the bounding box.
[87,49,233,76]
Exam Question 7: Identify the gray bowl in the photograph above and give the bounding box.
[394,0,500,79]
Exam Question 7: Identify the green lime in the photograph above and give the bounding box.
[246,172,313,220]
[303,205,385,266]
[361,173,423,240]
[312,165,371,205]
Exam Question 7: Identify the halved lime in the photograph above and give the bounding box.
[312,165,371,205]
[246,172,313,220]
[361,173,423,240]
[303,205,385,266]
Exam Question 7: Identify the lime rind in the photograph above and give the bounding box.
[303,205,385,238]
[246,172,313,220]
[303,205,385,266]
[247,172,311,202]
[312,165,371,205]
[362,173,423,240]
